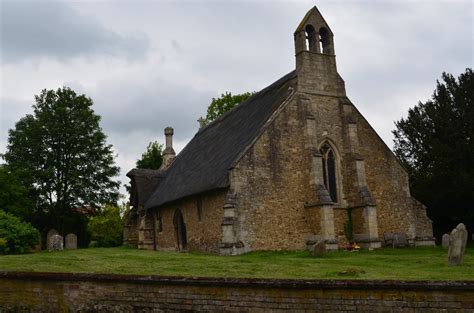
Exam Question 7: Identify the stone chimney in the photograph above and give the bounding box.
[160,127,176,170]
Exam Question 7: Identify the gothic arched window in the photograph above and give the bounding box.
[320,143,338,202]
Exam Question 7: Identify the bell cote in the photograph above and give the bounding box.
[294,6,345,96]
[294,6,335,55]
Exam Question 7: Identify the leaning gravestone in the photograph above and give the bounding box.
[442,233,450,248]
[448,223,468,266]
[309,240,326,257]
[65,233,77,250]
[49,234,64,252]
[46,229,59,251]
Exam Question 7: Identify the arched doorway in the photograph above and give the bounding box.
[173,209,187,251]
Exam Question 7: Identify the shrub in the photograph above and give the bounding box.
[0,210,40,254]
[88,205,123,247]
[0,238,7,254]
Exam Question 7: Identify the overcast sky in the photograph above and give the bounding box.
[1,0,472,199]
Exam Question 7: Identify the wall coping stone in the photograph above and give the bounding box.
[0,271,472,291]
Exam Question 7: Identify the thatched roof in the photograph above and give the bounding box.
[142,70,296,209]
[127,168,166,209]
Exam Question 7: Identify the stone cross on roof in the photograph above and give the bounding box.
[198,117,206,129]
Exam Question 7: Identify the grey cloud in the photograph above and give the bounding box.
[328,0,472,116]
[0,0,149,63]
[88,76,214,142]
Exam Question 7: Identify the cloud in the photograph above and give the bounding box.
[0,0,149,63]
[0,0,472,198]
[89,75,214,142]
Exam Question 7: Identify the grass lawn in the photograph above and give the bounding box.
[0,246,472,280]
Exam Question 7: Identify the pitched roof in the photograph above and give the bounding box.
[145,70,297,209]
[127,168,166,209]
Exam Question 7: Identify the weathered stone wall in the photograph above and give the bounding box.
[296,52,346,96]
[138,210,155,250]
[334,208,349,244]
[413,198,435,238]
[353,107,433,238]
[154,189,227,253]
[0,272,472,312]
[230,85,432,251]
[231,94,318,251]
[122,210,138,247]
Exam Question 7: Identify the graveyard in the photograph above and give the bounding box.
[0,245,473,281]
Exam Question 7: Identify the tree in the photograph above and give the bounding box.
[0,165,32,221]
[392,68,473,235]
[204,91,254,124]
[4,87,120,233]
[136,141,163,169]
[88,204,123,247]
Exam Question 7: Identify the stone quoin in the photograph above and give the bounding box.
[124,6,435,254]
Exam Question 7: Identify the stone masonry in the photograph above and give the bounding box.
[0,272,473,312]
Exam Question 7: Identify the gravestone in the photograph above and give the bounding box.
[65,233,77,250]
[393,233,408,248]
[448,223,468,266]
[442,233,450,248]
[49,234,64,252]
[46,229,59,251]
[384,232,395,247]
[309,240,326,257]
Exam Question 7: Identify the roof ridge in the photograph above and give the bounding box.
[197,70,296,135]
[127,168,166,178]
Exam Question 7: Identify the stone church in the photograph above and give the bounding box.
[124,6,435,254]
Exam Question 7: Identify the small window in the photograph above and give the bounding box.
[197,196,203,222]
[320,143,338,202]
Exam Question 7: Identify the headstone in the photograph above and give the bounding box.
[448,223,468,266]
[309,240,326,257]
[393,233,408,248]
[384,232,395,247]
[46,229,59,250]
[442,233,450,248]
[49,234,64,252]
[65,233,77,250]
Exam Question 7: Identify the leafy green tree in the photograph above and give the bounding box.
[0,165,32,221]
[4,87,120,233]
[204,91,254,124]
[88,204,123,247]
[136,141,163,169]
[124,140,164,194]
[392,68,473,231]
